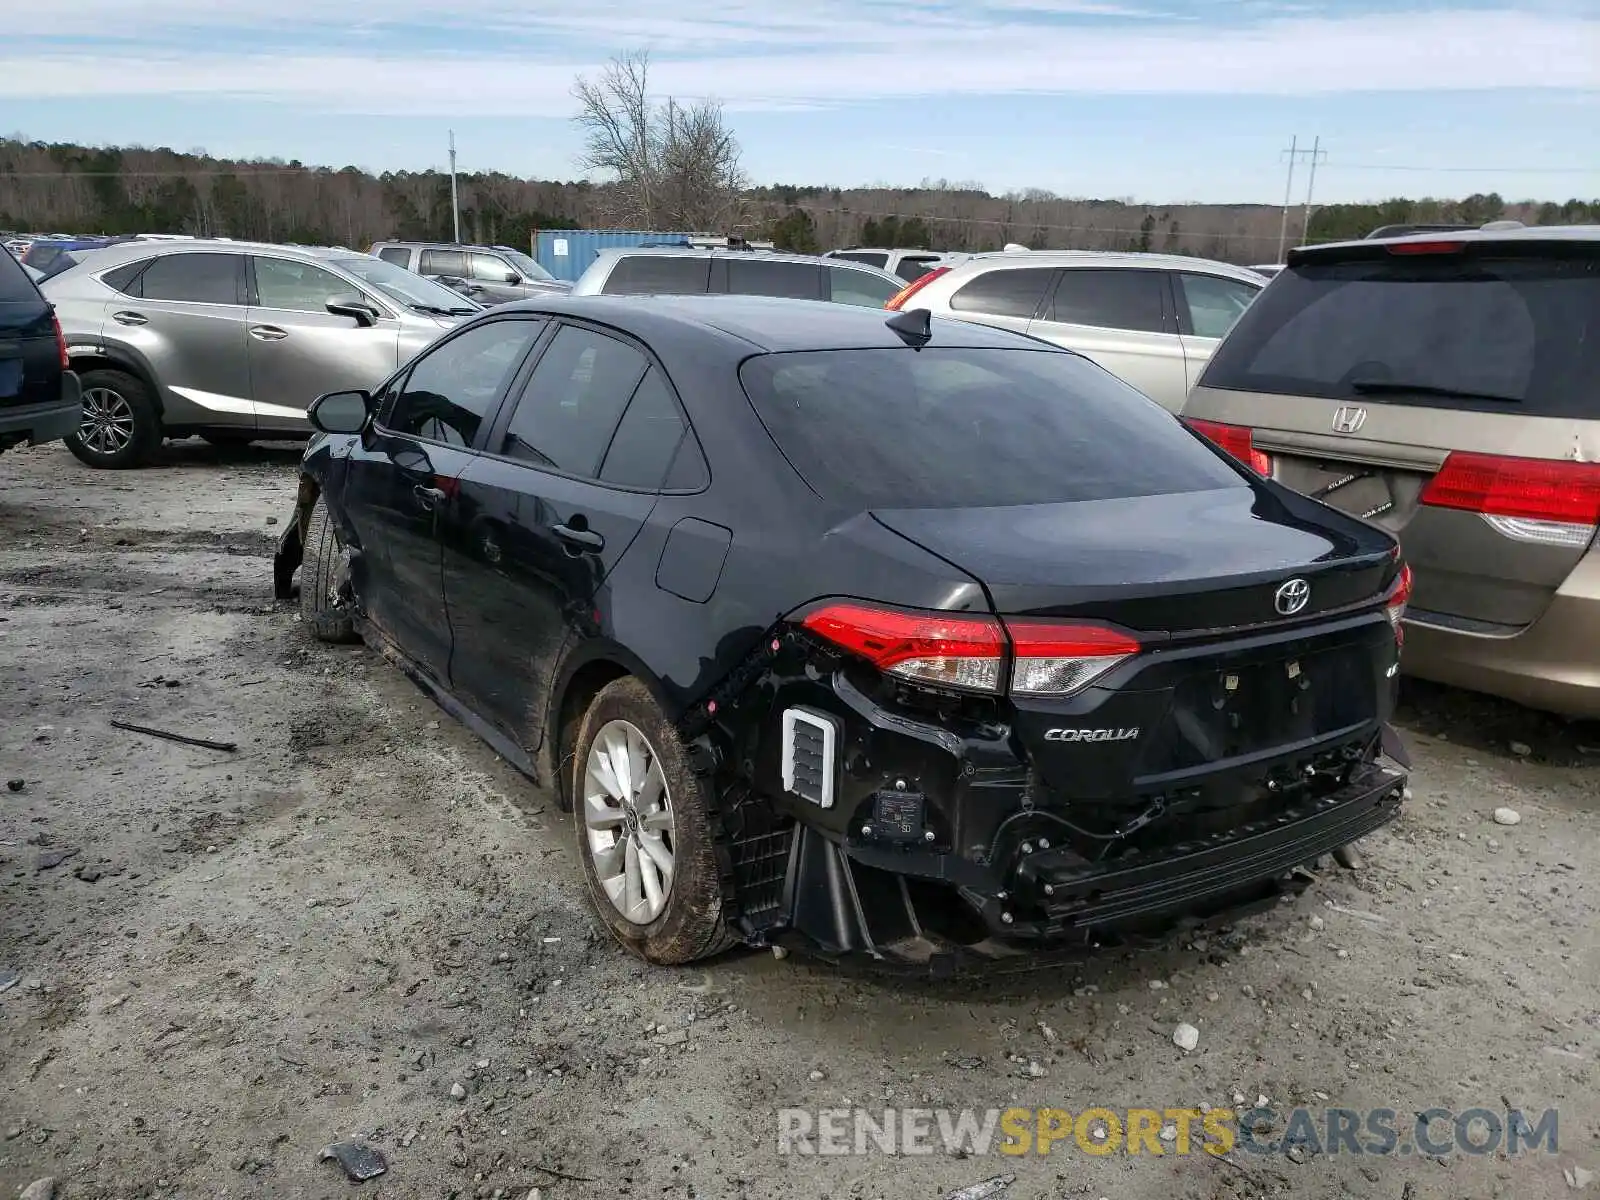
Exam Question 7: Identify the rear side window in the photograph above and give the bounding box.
[138,253,243,305]
[827,266,900,308]
[377,247,411,267]
[598,368,690,489]
[420,248,467,277]
[895,257,937,282]
[601,255,712,296]
[0,249,40,302]
[726,259,821,300]
[500,325,648,474]
[740,347,1242,509]
[949,268,1053,320]
[1177,273,1260,339]
[1200,253,1600,417]
[1044,269,1168,333]
[101,261,148,296]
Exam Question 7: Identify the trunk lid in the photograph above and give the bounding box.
[1185,236,1600,630]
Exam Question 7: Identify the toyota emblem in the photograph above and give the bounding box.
[1275,578,1311,616]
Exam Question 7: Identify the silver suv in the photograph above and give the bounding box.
[892,251,1265,411]
[369,241,572,306]
[44,241,477,468]
[572,248,903,307]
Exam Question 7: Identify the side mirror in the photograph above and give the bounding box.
[307,389,372,435]
[326,294,379,327]
[504,273,522,286]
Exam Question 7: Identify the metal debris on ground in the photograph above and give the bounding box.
[110,718,238,753]
[0,968,20,995]
[317,1140,388,1182]
[137,675,183,689]
[35,847,79,871]
[6,778,24,792]
[943,1173,1016,1199]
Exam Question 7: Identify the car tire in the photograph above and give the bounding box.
[299,495,359,644]
[572,677,735,964]
[66,369,161,469]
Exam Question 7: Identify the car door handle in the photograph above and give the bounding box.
[413,485,447,509]
[552,523,604,553]
[111,310,147,326]
[248,325,288,341]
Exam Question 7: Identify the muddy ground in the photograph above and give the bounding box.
[1,438,1597,1200]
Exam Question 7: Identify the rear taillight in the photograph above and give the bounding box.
[801,604,1143,697]
[802,603,1006,692]
[1004,619,1142,697]
[885,266,950,311]
[1183,417,1271,477]
[1384,562,1413,646]
[51,311,68,369]
[1420,452,1600,546]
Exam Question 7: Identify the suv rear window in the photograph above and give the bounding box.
[1200,251,1600,417]
[601,255,711,295]
[0,249,40,303]
[739,347,1242,509]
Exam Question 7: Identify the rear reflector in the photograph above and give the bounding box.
[802,603,1006,692]
[885,266,951,311]
[1385,240,1465,255]
[1183,418,1271,476]
[801,602,1143,697]
[1419,452,1600,529]
[1004,620,1142,697]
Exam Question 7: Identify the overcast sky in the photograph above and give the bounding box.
[4,0,1597,203]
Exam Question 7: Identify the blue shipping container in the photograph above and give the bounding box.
[535,229,704,282]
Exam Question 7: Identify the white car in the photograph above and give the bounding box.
[823,247,970,285]
[886,250,1265,411]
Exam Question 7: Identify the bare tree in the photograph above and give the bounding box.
[572,51,745,231]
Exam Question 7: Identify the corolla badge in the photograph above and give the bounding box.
[1275,577,1311,616]
[1044,727,1140,743]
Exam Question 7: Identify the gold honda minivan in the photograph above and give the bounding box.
[1181,226,1600,718]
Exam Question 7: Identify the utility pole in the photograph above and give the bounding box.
[1277,136,1324,263]
[1301,135,1326,244]
[448,130,461,244]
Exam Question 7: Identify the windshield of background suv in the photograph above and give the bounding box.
[498,249,556,282]
[331,255,479,313]
[1199,251,1600,417]
[740,347,1244,509]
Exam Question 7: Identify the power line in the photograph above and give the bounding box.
[1323,164,1596,174]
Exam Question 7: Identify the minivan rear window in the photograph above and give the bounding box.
[739,347,1243,509]
[1200,253,1600,417]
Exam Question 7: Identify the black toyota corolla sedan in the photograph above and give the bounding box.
[274,294,1411,970]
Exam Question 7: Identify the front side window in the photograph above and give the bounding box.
[600,255,712,295]
[949,268,1054,320]
[469,252,517,283]
[419,248,468,277]
[384,319,542,446]
[1178,273,1261,340]
[253,258,354,313]
[137,252,243,305]
[1044,269,1168,333]
[725,259,821,300]
[498,325,648,474]
[377,247,411,267]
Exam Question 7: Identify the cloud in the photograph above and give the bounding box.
[1,5,1596,115]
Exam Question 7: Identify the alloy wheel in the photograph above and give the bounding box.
[582,719,676,926]
[78,387,136,456]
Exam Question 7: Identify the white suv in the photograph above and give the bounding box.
[890,251,1264,411]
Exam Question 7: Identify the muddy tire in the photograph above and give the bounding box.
[66,369,162,469]
[299,495,359,644]
[572,677,735,964]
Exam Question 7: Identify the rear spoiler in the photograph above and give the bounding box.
[1287,236,1599,268]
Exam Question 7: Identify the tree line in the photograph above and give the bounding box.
[3,49,1593,268]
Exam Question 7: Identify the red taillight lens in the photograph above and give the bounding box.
[1004,620,1142,697]
[1385,562,1413,645]
[1183,417,1271,476]
[51,312,68,370]
[802,603,1006,692]
[1385,240,1465,255]
[1419,452,1600,528]
[885,266,950,311]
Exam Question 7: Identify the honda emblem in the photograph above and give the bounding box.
[1331,405,1367,434]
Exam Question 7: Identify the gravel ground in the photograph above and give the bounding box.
[1,439,1597,1200]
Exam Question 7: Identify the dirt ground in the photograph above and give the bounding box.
[1,439,1597,1200]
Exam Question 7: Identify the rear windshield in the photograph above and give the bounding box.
[0,249,42,303]
[1200,252,1600,417]
[739,347,1244,509]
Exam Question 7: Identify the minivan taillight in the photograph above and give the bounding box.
[885,266,950,311]
[51,312,68,369]
[1385,562,1413,646]
[801,603,1142,697]
[1183,417,1271,477]
[1419,452,1600,540]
